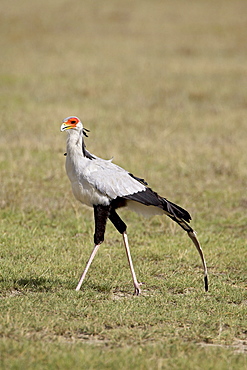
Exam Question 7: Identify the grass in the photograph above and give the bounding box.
[0,0,247,368]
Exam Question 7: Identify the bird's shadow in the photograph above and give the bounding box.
[1,278,138,296]
[1,277,74,293]
[16,277,59,291]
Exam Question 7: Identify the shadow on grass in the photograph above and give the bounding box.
[1,277,134,295]
[11,277,75,292]
[11,278,116,293]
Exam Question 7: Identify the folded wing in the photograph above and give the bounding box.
[83,158,147,199]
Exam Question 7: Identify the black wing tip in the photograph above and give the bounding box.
[204,275,209,292]
[164,199,192,223]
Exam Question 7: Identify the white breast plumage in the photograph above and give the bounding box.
[66,152,111,207]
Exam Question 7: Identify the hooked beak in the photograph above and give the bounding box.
[61,122,74,132]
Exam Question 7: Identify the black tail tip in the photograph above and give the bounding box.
[204,276,209,292]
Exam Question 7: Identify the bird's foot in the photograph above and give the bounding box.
[133,282,144,296]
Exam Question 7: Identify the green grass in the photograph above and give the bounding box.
[0,0,247,369]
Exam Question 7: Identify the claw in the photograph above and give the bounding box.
[133,282,144,296]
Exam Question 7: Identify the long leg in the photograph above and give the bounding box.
[109,209,141,295]
[75,204,110,291]
[122,231,142,295]
[75,243,101,291]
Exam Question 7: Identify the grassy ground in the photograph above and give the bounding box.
[0,0,246,369]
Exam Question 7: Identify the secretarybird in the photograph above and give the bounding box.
[60,116,208,295]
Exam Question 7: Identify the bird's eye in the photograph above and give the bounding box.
[71,120,76,124]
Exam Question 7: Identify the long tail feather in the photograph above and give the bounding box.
[188,231,208,292]
[168,213,208,292]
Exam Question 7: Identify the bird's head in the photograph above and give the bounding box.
[61,116,90,136]
[61,116,82,131]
